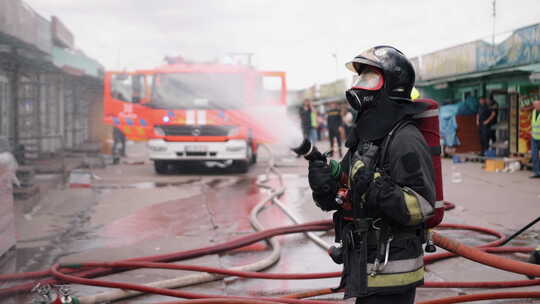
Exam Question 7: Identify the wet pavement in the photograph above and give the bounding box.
[3,141,540,303]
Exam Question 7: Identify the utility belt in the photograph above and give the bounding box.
[334,210,425,247]
[332,210,426,297]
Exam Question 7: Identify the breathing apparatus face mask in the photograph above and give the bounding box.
[345,66,384,113]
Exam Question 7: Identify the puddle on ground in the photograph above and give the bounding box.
[93,178,201,190]
[34,174,63,180]
[95,174,312,248]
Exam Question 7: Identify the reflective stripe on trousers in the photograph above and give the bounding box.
[368,267,424,288]
[368,256,424,275]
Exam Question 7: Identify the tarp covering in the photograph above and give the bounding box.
[457,96,479,116]
[440,104,460,147]
[440,97,479,147]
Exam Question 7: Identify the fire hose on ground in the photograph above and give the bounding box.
[1,145,539,303]
[45,223,540,304]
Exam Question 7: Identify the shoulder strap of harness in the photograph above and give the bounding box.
[344,119,413,218]
[377,119,428,244]
[377,119,414,174]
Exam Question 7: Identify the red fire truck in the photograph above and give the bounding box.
[103,59,287,174]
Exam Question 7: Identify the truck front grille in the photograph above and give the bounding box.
[158,125,234,137]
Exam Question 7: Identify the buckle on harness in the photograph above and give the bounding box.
[347,218,374,249]
[371,218,382,230]
[369,235,393,277]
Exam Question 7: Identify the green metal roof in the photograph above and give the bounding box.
[517,63,540,73]
[416,65,530,87]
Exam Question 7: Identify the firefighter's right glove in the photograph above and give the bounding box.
[350,143,379,199]
[364,173,394,218]
[308,160,339,211]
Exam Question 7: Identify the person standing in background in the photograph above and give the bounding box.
[326,102,343,157]
[112,127,126,157]
[299,99,312,140]
[488,93,499,145]
[477,97,497,156]
[529,100,540,178]
[317,112,326,141]
[310,106,319,142]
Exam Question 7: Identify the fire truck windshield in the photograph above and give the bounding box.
[150,72,245,109]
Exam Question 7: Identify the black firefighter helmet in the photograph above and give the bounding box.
[346,45,416,100]
[344,46,427,143]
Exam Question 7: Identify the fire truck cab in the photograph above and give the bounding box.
[103,61,286,174]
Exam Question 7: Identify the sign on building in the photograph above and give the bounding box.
[412,23,540,82]
[51,16,74,49]
[412,42,478,81]
[0,0,52,54]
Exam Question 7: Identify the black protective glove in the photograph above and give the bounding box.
[364,173,393,217]
[366,173,424,225]
[350,143,379,201]
[308,160,338,211]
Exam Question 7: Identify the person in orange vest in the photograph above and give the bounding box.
[530,100,540,178]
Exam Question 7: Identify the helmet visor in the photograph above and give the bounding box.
[351,66,383,91]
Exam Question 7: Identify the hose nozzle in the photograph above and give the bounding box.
[291,138,326,162]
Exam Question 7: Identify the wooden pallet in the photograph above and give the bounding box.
[453,154,487,163]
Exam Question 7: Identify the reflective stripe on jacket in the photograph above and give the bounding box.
[311,111,318,128]
[532,110,540,140]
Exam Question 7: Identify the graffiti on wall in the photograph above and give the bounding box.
[413,42,478,81]
[413,23,540,81]
[477,24,540,71]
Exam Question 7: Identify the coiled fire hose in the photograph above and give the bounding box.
[1,145,539,303]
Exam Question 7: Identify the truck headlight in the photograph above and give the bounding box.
[226,139,246,152]
[154,127,165,137]
[148,145,167,152]
[148,139,167,152]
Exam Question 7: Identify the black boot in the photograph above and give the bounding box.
[526,247,540,279]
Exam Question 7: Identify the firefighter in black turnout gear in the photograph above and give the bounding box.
[308,46,436,304]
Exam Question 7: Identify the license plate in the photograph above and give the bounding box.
[185,145,207,152]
